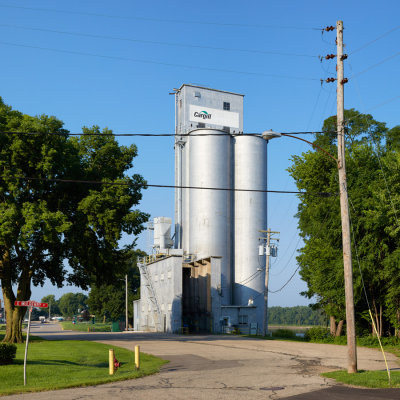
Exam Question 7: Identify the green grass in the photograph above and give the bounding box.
[323,370,400,388]
[60,321,112,332]
[0,332,43,342]
[0,339,167,396]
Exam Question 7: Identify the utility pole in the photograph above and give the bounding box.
[260,228,279,336]
[336,20,357,373]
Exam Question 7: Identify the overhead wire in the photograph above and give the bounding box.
[268,203,335,293]
[269,45,331,230]
[344,95,400,124]
[0,4,322,30]
[0,130,327,137]
[1,175,336,196]
[0,41,320,81]
[349,25,400,55]
[270,234,302,277]
[0,23,318,58]
[268,265,301,293]
[349,51,400,79]
[349,65,400,227]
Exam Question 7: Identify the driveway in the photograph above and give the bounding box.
[3,322,399,399]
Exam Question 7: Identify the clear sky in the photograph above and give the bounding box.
[1,0,399,307]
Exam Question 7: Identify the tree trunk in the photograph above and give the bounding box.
[1,262,32,344]
[330,315,336,336]
[336,320,344,337]
[372,299,379,337]
[379,304,383,337]
[3,301,25,343]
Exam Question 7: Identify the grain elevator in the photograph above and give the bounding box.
[135,84,268,334]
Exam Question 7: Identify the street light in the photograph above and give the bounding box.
[262,129,282,140]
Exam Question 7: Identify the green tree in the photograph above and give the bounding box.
[0,97,149,343]
[58,292,87,318]
[40,294,61,316]
[87,249,144,322]
[288,109,394,336]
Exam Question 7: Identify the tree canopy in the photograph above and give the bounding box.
[288,109,400,337]
[87,249,145,322]
[40,294,61,316]
[58,292,88,318]
[0,97,149,342]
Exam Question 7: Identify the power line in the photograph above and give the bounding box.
[345,95,400,123]
[268,205,334,293]
[268,265,301,293]
[349,51,400,79]
[0,23,318,59]
[0,130,325,137]
[350,25,400,55]
[350,76,399,228]
[0,4,322,31]
[0,41,320,81]
[270,234,302,277]
[3,176,336,196]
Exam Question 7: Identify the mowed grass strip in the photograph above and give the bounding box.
[61,321,112,332]
[323,370,400,388]
[0,339,167,396]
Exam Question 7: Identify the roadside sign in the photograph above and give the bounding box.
[14,301,48,308]
[14,300,47,385]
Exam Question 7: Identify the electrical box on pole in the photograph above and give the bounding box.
[259,229,280,336]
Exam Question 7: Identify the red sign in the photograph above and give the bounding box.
[14,301,48,308]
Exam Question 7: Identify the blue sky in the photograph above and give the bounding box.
[1,0,399,307]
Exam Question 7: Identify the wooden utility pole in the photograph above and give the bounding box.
[336,20,357,373]
[260,229,279,336]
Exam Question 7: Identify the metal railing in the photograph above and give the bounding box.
[138,253,168,265]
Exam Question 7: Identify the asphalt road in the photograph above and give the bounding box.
[3,322,399,400]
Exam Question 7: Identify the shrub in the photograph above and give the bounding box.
[305,326,332,342]
[357,335,400,347]
[0,343,17,365]
[272,329,296,339]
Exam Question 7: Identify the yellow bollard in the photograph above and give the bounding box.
[135,345,140,370]
[109,349,114,375]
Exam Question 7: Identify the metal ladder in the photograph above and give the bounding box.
[139,263,162,332]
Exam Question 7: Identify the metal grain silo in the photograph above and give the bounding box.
[233,135,268,321]
[188,128,233,304]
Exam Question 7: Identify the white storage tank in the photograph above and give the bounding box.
[188,128,233,304]
[233,135,268,322]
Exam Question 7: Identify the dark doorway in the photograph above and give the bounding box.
[182,259,211,333]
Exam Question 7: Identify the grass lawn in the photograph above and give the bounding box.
[323,370,400,388]
[61,321,112,332]
[0,338,167,396]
